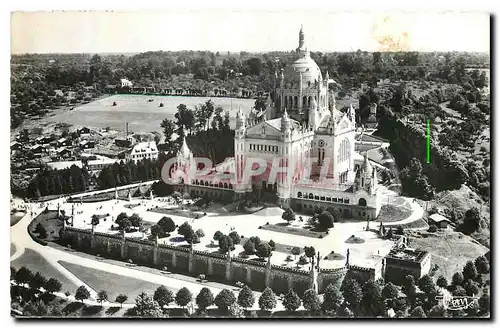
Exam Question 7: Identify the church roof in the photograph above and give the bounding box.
[283,53,322,84]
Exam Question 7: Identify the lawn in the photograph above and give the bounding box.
[42,94,255,133]
[58,261,171,301]
[259,223,326,239]
[149,207,201,219]
[407,231,489,281]
[10,248,78,294]
[375,204,412,223]
[30,210,64,241]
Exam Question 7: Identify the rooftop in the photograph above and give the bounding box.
[386,247,429,264]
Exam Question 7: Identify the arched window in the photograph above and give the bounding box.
[297,192,302,198]
[302,96,307,108]
[308,96,312,108]
[284,97,288,108]
[309,193,314,199]
[224,183,228,189]
[358,198,367,206]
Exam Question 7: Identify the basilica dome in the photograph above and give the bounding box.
[283,52,323,86]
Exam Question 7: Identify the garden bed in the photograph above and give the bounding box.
[149,207,201,219]
[29,210,64,242]
[259,223,326,239]
[345,235,365,244]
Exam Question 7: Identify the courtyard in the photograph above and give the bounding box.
[59,184,417,271]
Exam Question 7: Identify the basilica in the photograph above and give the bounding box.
[171,27,385,220]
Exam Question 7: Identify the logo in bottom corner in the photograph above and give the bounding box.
[436,294,479,311]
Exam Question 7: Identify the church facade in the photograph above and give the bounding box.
[170,27,383,220]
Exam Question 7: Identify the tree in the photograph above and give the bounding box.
[463,279,479,296]
[118,218,132,232]
[175,287,192,308]
[317,211,334,230]
[243,239,256,255]
[157,216,176,234]
[302,289,321,315]
[228,231,241,245]
[341,278,363,312]
[153,286,174,308]
[178,222,195,244]
[418,275,437,296]
[475,255,490,274]
[196,287,214,312]
[195,229,205,238]
[97,290,108,304]
[283,288,301,313]
[268,240,276,251]
[31,271,47,291]
[218,234,234,253]
[214,289,236,312]
[410,306,426,318]
[161,119,176,147]
[237,285,255,310]
[282,208,295,225]
[291,247,301,260]
[91,215,100,227]
[478,291,490,314]
[45,278,62,294]
[129,213,143,227]
[10,267,17,281]
[34,222,47,239]
[258,287,277,312]
[23,300,48,316]
[382,282,399,301]
[452,272,464,286]
[402,275,417,300]
[228,303,245,318]
[428,304,448,317]
[75,285,90,303]
[453,286,467,297]
[361,279,384,317]
[115,294,128,308]
[462,261,478,281]
[134,291,163,317]
[322,283,343,314]
[256,242,272,259]
[213,230,224,241]
[436,276,448,289]
[304,246,316,259]
[326,206,341,222]
[150,224,163,238]
[460,207,481,235]
[15,267,33,286]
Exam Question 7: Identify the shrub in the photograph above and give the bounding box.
[428,225,438,233]
[298,255,309,265]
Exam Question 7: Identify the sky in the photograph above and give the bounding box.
[11,11,490,54]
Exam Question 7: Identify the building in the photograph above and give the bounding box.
[121,78,133,88]
[127,141,159,163]
[57,137,72,147]
[429,213,451,229]
[77,126,91,135]
[79,140,95,150]
[169,27,383,220]
[384,245,431,285]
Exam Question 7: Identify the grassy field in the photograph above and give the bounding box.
[375,204,412,223]
[58,261,170,301]
[11,248,78,294]
[407,230,489,281]
[39,94,255,133]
